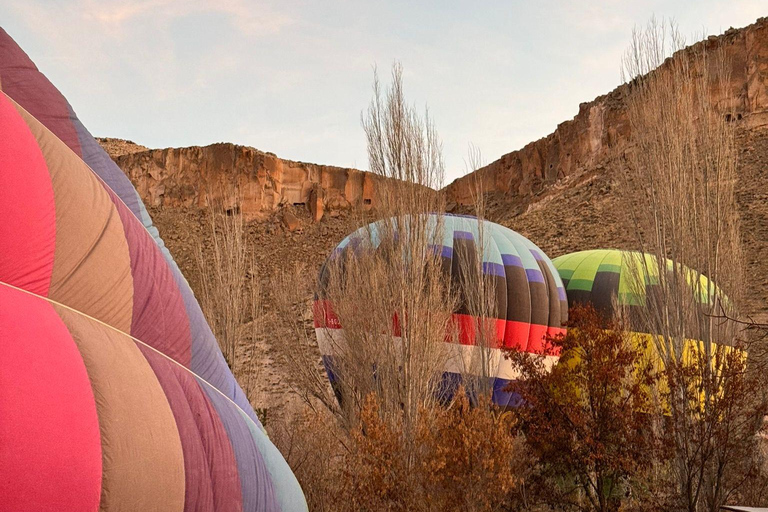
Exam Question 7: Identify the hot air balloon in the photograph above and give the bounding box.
[553,249,735,366]
[313,214,568,408]
[0,27,254,417]
[0,29,306,511]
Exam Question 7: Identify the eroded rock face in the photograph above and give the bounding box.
[446,18,768,204]
[112,143,379,220]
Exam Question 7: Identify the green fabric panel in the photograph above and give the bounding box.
[568,250,608,289]
[552,251,585,272]
[597,263,621,274]
[617,252,650,304]
[567,278,597,292]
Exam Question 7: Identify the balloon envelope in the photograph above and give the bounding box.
[0,29,306,512]
[314,214,568,407]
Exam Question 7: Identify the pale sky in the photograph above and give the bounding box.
[1,1,764,182]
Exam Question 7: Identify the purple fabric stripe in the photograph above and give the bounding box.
[453,230,474,240]
[491,377,522,409]
[501,254,522,267]
[439,372,521,408]
[558,287,567,300]
[525,268,545,283]
[482,261,505,277]
[69,108,143,219]
[202,382,279,512]
[428,244,453,258]
[530,249,544,261]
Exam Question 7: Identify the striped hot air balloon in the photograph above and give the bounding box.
[0,29,306,512]
[313,214,568,408]
[553,249,736,366]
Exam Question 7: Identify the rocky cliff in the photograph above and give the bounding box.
[112,143,379,221]
[445,17,768,204]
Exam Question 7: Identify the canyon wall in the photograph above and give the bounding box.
[109,18,768,220]
[445,18,768,204]
[113,143,379,220]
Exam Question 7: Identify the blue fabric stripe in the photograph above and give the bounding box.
[501,254,523,267]
[453,230,474,240]
[525,268,545,283]
[482,261,505,277]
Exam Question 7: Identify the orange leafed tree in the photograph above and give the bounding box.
[506,305,662,511]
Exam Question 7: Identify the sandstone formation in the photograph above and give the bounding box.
[445,18,768,205]
[95,137,149,158]
[112,143,379,221]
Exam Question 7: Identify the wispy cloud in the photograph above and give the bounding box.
[81,0,293,35]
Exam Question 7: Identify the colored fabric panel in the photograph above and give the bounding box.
[105,183,192,366]
[236,406,313,512]
[202,384,280,512]
[0,29,82,156]
[53,304,186,512]
[69,107,142,218]
[0,94,56,296]
[314,214,566,408]
[139,345,217,512]
[139,344,244,512]
[8,97,135,334]
[0,284,102,512]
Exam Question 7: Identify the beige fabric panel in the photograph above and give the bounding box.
[53,304,186,512]
[12,102,134,334]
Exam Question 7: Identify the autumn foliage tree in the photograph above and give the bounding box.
[336,390,527,512]
[507,305,661,512]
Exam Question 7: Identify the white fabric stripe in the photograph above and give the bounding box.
[315,327,559,381]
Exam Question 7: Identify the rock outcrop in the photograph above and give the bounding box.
[95,137,149,158]
[112,143,379,220]
[445,18,768,204]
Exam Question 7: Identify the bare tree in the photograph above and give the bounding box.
[195,190,263,404]
[321,62,454,435]
[450,144,503,404]
[619,18,765,511]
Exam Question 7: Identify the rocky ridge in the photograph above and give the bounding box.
[445,18,768,206]
[111,143,379,222]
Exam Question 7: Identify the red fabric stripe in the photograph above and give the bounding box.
[313,300,558,355]
[526,324,549,353]
[0,93,56,296]
[313,299,340,329]
[105,185,192,366]
[0,285,101,511]
[451,314,506,347]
